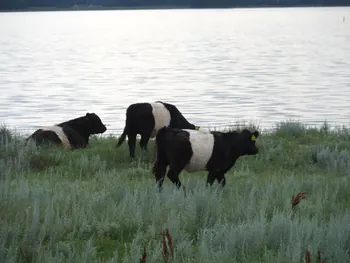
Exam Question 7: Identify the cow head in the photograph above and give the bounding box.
[239,129,259,156]
[85,113,107,134]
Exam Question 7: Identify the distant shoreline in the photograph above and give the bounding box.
[0,4,349,13]
[4,5,190,13]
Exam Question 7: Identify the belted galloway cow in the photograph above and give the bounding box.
[116,101,200,159]
[152,126,260,191]
[26,113,107,149]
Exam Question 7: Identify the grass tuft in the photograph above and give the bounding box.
[275,120,307,137]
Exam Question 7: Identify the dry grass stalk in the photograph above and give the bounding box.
[304,248,327,263]
[161,228,174,263]
[165,228,174,259]
[137,229,175,263]
[291,192,306,214]
[305,249,311,263]
[317,249,327,263]
[139,247,147,263]
[161,230,168,262]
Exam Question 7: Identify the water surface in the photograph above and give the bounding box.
[0,7,349,135]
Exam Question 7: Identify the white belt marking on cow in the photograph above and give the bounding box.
[41,125,71,149]
[150,102,171,138]
[183,129,214,172]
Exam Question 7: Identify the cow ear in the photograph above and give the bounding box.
[195,126,200,131]
[251,131,259,141]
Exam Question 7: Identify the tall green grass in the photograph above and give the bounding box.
[0,121,350,263]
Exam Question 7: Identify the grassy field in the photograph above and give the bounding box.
[1,121,350,263]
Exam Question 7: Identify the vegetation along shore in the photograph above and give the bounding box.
[0,0,349,12]
[1,120,350,262]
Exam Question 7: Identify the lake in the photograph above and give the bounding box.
[0,7,349,136]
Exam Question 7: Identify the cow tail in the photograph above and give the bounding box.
[152,126,169,174]
[116,125,127,148]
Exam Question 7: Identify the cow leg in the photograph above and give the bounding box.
[139,132,151,152]
[127,132,137,159]
[167,168,183,189]
[156,177,165,193]
[154,162,167,192]
[167,167,187,197]
[206,172,216,187]
[216,174,226,188]
[165,147,192,194]
[167,157,189,191]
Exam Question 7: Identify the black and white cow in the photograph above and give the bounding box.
[152,126,259,191]
[116,101,200,159]
[26,113,107,149]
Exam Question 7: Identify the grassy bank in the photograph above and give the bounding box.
[1,121,350,263]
